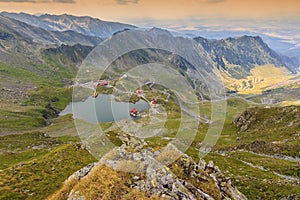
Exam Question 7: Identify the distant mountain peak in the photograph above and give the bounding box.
[148,27,173,37]
[194,34,298,76]
[236,35,264,43]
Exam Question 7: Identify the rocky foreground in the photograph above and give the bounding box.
[50,135,247,200]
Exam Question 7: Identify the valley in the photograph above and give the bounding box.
[0,11,299,200]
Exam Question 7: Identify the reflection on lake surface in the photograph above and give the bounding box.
[60,94,150,123]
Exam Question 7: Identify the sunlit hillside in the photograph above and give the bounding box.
[221,64,295,94]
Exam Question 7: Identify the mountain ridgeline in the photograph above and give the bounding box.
[104,28,298,87]
[0,14,102,46]
[43,44,94,66]
[1,12,137,38]
[0,12,298,81]
[194,36,299,77]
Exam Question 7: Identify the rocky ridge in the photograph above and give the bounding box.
[63,134,247,200]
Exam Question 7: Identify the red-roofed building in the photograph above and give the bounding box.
[136,89,143,95]
[150,99,157,105]
[97,81,109,87]
[130,108,139,117]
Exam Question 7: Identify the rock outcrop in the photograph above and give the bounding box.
[63,138,247,200]
[233,106,300,157]
[234,106,300,133]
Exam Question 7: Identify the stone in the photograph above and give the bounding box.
[132,176,140,180]
[198,159,206,170]
[133,153,142,161]
[63,139,247,200]
[207,161,214,169]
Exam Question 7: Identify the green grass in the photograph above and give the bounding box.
[229,151,300,179]
[40,52,78,82]
[0,49,115,199]
[164,119,181,130]
[199,97,255,123]
[0,90,71,135]
[0,144,97,200]
[184,146,300,199]
[48,164,159,200]
[0,107,45,133]
[184,99,300,200]
[0,62,49,87]
[186,97,253,151]
[25,86,72,110]
[234,106,300,157]
[0,85,72,133]
[0,149,48,170]
[0,132,61,151]
[41,115,78,138]
[105,131,124,146]
[0,132,62,169]
[204,153,300,200]
[0,131,94,199]
[0,54,76,134]
[1,53,299,200]
[145,136,171,150]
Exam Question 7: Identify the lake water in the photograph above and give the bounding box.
[60,94,150,123]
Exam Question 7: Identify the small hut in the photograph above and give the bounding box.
[136,89,143,95]
[130,108,139,117]
[150,99,157,105]
[97,81,109,87]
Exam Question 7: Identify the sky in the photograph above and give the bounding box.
[0,0,300,25]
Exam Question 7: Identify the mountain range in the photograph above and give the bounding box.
[0,14,103,46]
[1,12,299,103]
[1,12,299,79]
[0,12,300,200]
[194,35,299,75]
[161,19,300,62]
[1,12,137,38]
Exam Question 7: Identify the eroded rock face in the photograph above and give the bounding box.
[234,110,258,132]
[66,163,96,182]
[234,106,300,133]
[233,106,300,156]
[65,141,247,200]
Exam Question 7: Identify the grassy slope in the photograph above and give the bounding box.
[0,143,96,200]
[127,96,300,199]
[0,47,94,199]
[141,97,300,199]
[1,93,299,199]
[48,164,160,200]
[1,51,299,200]
[0,132,62,169]
[186,100,300,200]
[235,106,300,157]
[204,153,300,200]
[0,52,75,135]
[221,65,295,94]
